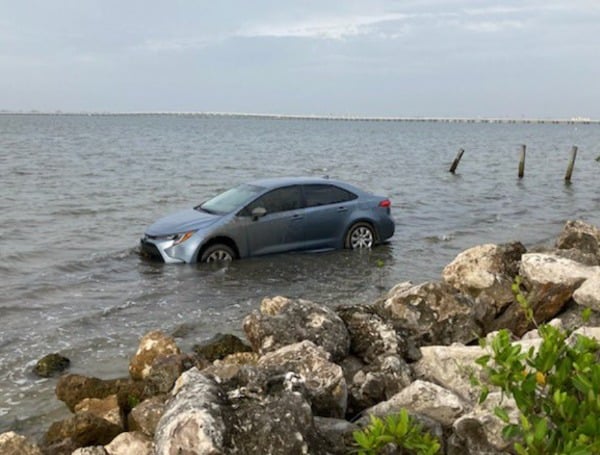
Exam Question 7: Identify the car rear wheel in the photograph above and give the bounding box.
[345,222,375,249]
[200,244,235,263]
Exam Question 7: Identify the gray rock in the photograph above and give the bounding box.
[442,242,526,318]
[336,304,405,363]
[155,368,227,454]
[33,353,70,378]
[0,432,42,455]
[71,447,107,455]
[556,219,600,259]
[374,281,482,346]
[360,380,470,428]
[313,417,359,455]
[243,296,350,361]
[573,273,600,310]
[258,340,347,418]
[104,431,153,455]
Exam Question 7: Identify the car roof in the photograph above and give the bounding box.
[248,176,361,191]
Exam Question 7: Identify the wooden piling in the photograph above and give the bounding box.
[565,146,578,183]
[518,144,526,179]
[449,148,464,173]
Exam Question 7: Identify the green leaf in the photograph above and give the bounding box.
[494,406,510,423]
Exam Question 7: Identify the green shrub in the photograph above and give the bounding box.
[476,277,600,454]
[352,409,441,455]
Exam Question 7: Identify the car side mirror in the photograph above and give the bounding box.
[251,207,267,221]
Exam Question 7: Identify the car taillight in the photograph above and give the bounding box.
[379,199,391,208]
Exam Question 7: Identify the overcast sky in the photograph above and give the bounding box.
[1,1,599,118]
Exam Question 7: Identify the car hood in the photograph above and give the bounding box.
[145,208,222,236]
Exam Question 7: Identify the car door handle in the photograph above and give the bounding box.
[337,207,348,212]
[291,214,304,221]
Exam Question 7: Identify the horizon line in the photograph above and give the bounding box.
[1,110,598,124]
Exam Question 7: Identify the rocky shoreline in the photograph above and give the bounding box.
[2,220,600,454]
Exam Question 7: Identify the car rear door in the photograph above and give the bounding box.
[301,184,358,249]
[239,185,305,256]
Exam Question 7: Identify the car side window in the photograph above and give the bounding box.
[303,184,357,207]
[242,186,302,215]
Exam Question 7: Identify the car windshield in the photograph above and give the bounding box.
[198,184,265,215]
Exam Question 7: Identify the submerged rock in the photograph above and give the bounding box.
[33,353,70,378]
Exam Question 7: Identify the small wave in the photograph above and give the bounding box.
[423,234,455,244]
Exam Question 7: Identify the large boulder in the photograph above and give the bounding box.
[55,374,146,413]
[129,331,181,381]
[360,380,470,428]
[492,253,600,336]
[127,395,167,437]
[257,340,347,418]
[573,274,600,311]
[243,296,350,361]
[556,220,600,261]
[74,394,124,430]
[374,281,482,347]
[442,242,526,318]
[154,369,227,454]
[0,432,42,455]
[44,412,122,454]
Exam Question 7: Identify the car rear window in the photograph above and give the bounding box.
[303,184,357,207]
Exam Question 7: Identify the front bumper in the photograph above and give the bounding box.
[140,236,186,264]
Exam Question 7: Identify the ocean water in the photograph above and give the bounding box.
[1,114,599,437]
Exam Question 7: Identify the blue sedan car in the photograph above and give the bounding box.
[141,177,394,263]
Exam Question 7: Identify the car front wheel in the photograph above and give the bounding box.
[200,244,235,263]
[345,222,375,249]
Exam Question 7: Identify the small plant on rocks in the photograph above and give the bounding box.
[352,409,441,455]
[476,276,600,454]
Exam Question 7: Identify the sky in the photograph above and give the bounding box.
[1,1,599,118]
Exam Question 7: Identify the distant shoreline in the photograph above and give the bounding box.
[1,111,598,125]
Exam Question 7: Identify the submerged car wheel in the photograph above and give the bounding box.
[345,222,375,249]
[200,244,235,263]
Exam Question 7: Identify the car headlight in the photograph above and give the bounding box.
[171,231,195,245]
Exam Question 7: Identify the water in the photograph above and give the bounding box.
[1,114,599,437]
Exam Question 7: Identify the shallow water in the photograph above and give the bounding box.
[1,114,599,437]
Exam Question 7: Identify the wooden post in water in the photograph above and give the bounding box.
[518,144,526,179]
[565,146,578,183]
[449,148,464,173]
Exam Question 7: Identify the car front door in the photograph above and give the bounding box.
[238,185,305,257]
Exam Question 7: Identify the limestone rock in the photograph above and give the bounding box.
[33,353,70,378]
[520,253,600,285]
[258,340,347,418]
[361,380,470,428]
[154,368,226,455]
[442,242,526,316]
[374,281,482,347]
[74,394,124,430]
[243,296,350,361]
[127,395,167,437]
[55,374,146,413]
[313,417,358,455]
[0,432,42,455]
[104,431,153,455]
[71,447,107,455]
[556,220,600,259]
[452,392,519,454]
[129,331,181,381]
[336,304,405,363]
[44,412,122,453]
[573,274,600,310]
[192,333,252,362]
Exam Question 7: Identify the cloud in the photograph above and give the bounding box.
[236,13,409,40]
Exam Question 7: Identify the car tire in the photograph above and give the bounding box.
[200,244,235,263]
[345,222,376,249]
